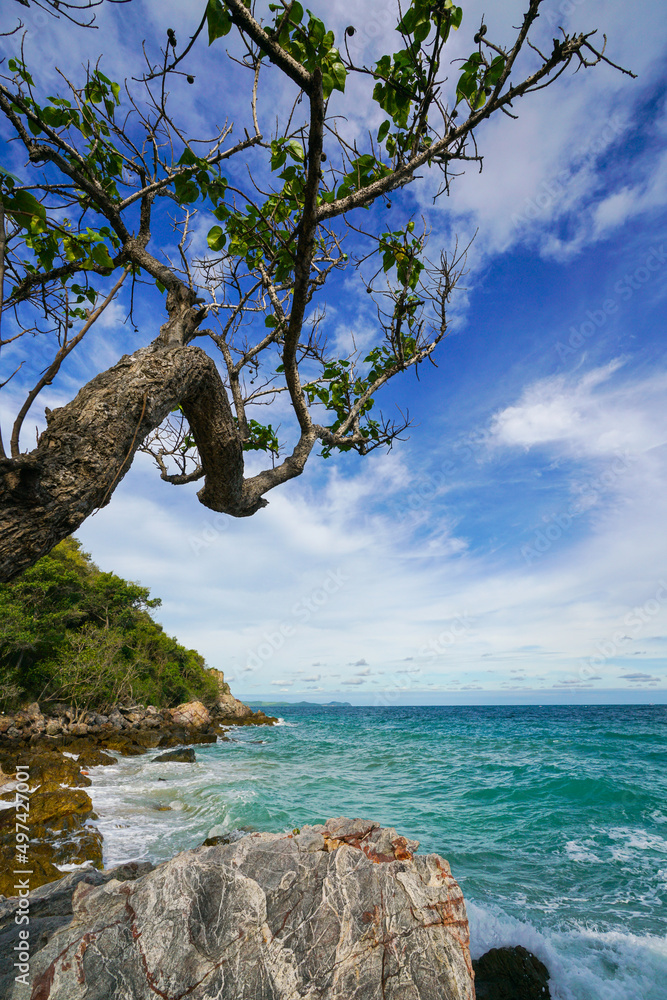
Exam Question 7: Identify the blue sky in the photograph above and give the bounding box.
[1,0,666,703]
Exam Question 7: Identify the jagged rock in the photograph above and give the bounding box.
[208,666,232,699]
[170,700,211,727]
[214,690,254,719]
[473,945,551,1000]
[45,718,63,735]
[0,861,155,997]
[152,748,196,763]
[9,818,474,1000]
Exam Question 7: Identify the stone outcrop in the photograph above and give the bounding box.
[0,695,276,748]
[7,818,474,1000]
[0,861,154,998]
[0,747,103,895]
[169,700,211,728]
[208,666,232,698]
[152,747,196,763]
[0,695,277,896]
[214,690,256,719]
[473,945,551,999]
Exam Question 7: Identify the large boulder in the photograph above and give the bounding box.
[473,945,551,999]
[169,700,211,727]
[10,818,474,1000]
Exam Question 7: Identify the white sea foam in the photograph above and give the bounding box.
[56,860,98,873]
[564,840,602,863]
[467,900,667,1000]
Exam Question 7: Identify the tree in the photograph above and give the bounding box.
[0,537,218,709]
[8,0,132,31]
[0,0,631,582]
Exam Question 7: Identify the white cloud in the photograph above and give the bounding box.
[489,362,667,457]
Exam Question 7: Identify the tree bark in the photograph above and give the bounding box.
[0,340,264,582]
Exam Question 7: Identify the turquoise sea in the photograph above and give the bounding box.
[87,705,667,1000]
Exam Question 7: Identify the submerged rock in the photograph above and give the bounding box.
[473,945,551,999]
[152,747,196,763]
[10,818,474,999]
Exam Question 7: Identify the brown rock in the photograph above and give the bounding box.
[0,850,62,896]
[131,730,161,748]
[214,691,254,720]
[99,735,146,756]
[170,701,210,727]
[152,748,196,763]
[78,749,116,768]
[10,787,94,832]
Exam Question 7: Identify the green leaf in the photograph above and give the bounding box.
[207,225,226,251]
[486,55,506,86]
[206,0,233,44]
[4,189,47,231]
[287,140,304,162]
[90,243,113,268]
[330,59,347,92]
[413,20,431,44]
[377,119,390,142]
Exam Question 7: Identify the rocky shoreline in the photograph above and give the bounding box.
[0,693,276,895]
[0,700,552,999]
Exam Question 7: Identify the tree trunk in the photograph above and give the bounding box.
[0,340,263,583]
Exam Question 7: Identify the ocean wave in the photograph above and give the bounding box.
[467,900,667,1000]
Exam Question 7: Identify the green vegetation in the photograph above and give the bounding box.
[0,539,217,713]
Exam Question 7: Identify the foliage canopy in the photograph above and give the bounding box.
[0,0,631,581]
[0,537,218,712]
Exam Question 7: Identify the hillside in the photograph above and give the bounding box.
[0,538,218,713]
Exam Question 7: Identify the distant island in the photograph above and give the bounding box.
[247,701,352,708]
